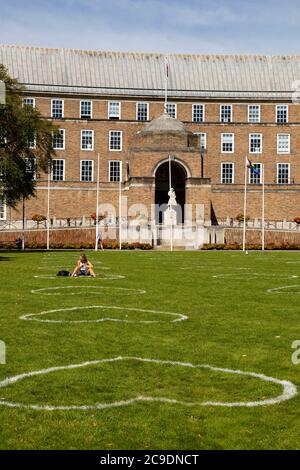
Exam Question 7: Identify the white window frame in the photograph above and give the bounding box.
[28,133,36,149]
[192,104,205,123]
[249,133,262,154]
[166,103,177,119]
[80,160,94,182]
[249,162,262,184]
[136,102,149,121]
[276,105,289,124]
[277,163,290,185]
[109,130,123,152]
[221,162,235,184]
[80,100,93,119]
[220,104,232,123]
[221,133,234,153]
[194,132,207,149]
[0,196,6,220]
[81,130,94,151]
[52,129,65,150]
[108,101,121,120]
[277,134,290,154]
[109,160,121,182]
[248,104,261,123]
[25,158,36,180]
[23,97,35,108]
[51,159,65,182]
[51,99,64,119]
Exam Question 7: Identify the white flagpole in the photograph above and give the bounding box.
[46,162,51,251]
[95,153,100,251]
[119,161,123,251]
[242,157,248,253]
[262,163,265,251]
[169,155,173,252]
[164,56,169,113]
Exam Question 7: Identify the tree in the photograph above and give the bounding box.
[0,65,57,208]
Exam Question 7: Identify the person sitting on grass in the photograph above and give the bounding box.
[71,254,96,278]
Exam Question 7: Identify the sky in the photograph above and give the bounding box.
[1,0,300,55]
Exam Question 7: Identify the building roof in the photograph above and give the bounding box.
[1,45,300,100]
[140,113,190,136]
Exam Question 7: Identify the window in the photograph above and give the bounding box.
[249,163,262,184]
[52,159,65,181]
[248,105,260,123]
[192,104,204,123]
[277,134,290,154]
[136,102,149,121]
[249,133,262,153]
[80,101,92,119]
[51,99,64,119]
[221,163,234,184]
[25,158,36,180]
[23,98,35,108]
[109,131,122,151]
[276,105,288,123]
[80,160,93,182]
[220,105,232,123]
[0,196,6,220]
[221,133,234,153]
[277,163,290,184]
[108,101,121,120]
[81,130,94,151]
[53,129,65,150]
[194,132,207,149]
[28,133,36,149]
[109,160,121,182]
[166,103,177,119]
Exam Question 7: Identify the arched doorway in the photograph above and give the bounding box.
[155,160,187,224]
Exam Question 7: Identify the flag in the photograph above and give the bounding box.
[246,157,260,175]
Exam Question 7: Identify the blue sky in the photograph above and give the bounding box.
[1,0,300,54]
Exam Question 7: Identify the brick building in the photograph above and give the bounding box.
[1,45,300,241]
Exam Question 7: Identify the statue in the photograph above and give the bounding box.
[165,188,178,226]
[168,188,177,207]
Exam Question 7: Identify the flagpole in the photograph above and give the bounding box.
[262,163,265,251]
[164,55,169,113]
[242,157,248,253]
[95,153,100,251]
[119,161,123,251]
[46,162,51,251]
[169,155,173,252]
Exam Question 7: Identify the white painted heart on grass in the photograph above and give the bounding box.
[20,306,188,324]
[0,356,296,411]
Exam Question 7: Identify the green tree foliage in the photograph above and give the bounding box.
[0,65,57,207]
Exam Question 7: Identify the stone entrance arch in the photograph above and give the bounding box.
[154,160,187,224]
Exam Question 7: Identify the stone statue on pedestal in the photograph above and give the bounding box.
[165,188,178,226]
[168,188,177,208]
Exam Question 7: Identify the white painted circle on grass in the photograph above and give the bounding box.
[213,273,298,280]
[20,306,188,324]
[267,285,300,294]
[34,274,125,280]
[0,356,296,411]
[31,286,145,296]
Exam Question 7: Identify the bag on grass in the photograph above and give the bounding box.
[57,270,71,277]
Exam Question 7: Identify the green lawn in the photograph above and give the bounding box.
[0,250,300,450]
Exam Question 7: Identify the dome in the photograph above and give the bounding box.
[139,112,190,136]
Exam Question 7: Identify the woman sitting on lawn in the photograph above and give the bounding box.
[71,254,96,278]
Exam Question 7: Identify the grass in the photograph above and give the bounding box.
[0,250,300,449]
